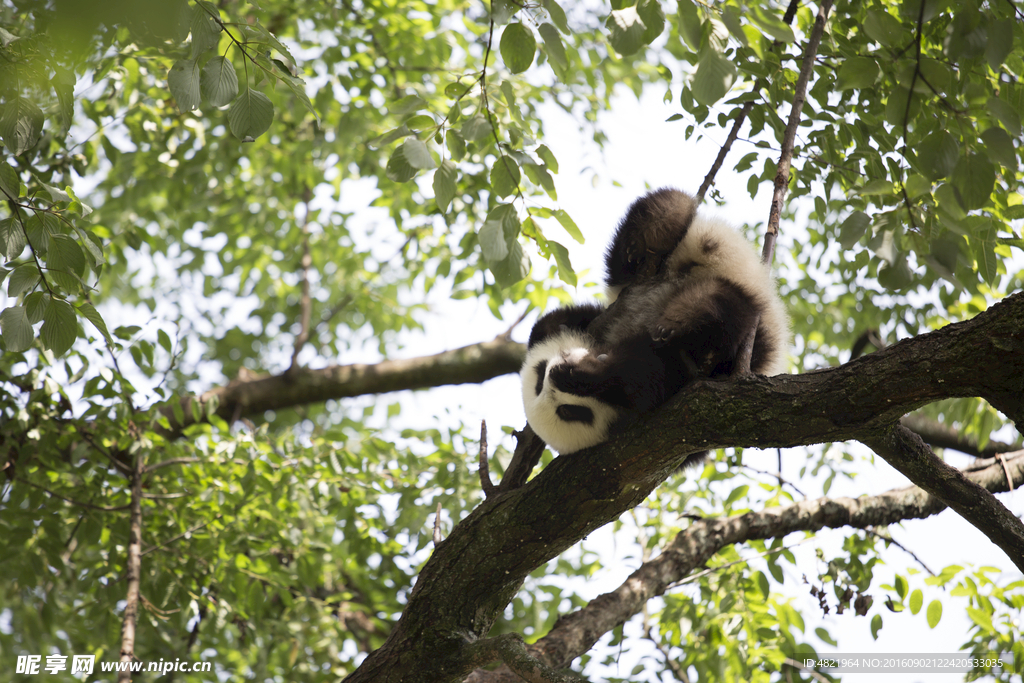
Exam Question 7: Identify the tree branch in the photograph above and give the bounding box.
[346,291,1024,683]
[859,424,1024,571]
[764,0,835,266]
[901,413,1021,459]
[468,453,1024,681]
[165,336,525,435]
[117,451,145,681]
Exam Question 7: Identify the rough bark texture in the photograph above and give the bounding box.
[469,453,1024,681]
[163,337,525,435]
[344,293,1024,682]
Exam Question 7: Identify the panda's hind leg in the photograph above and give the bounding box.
[654,277,762,378]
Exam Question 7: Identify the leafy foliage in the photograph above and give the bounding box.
[1,0,1022,681]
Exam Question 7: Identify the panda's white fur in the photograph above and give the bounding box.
[520,328,619,454]
[520,188,790,455]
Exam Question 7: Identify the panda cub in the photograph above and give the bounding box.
[520,188,789,455]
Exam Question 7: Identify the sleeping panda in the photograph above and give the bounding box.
[520,188,789,456]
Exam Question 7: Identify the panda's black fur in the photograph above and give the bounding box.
[521,188,789,457]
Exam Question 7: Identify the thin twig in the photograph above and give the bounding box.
[432,502,443,545]
[479,419,497,497]
[15,477,131,511]
[764,0,835,266]
[860,528,936,576]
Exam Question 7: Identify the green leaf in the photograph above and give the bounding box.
[0,97,44,156]
[78,302,113,345]
[692,49,736,105]
[839,212,870,249]
[966,606,994,634]
[0,218,26,258]
[403,138,436,170]
[972,237,998,285]
[554,209,583,243]
[168,59,202,112]
[538,23,568,71]
[908,589,923,614]
[500,23,537,74]
[836,57,879,91]
[190,5,222,57]
[815,627,837,646]
[987,97,1022,137]
[201,56,239,107]
[24,291,47,324]
[0,305,33,352]
[433,160,457,213]
[0,160,21,199]
[980,127,1016,168]
[676,0,702,51]
[367,125,413,150]
[916,131,959,180]
[41,298,77,357]
[755,571,770,599]
[543,0,570,34]
[387,95,426,117]
[926,599,942,628]
[7,264,39,297]
[985,19,1013,70]
[870,614,883,640]
[606,6,646,56]
[460,116,491,143]
[489,239,530,288]
[951,153,995,210]
[894,575,908,599]
[47,234,87,292]
[748,5,794,43]
[637,0,666,45]
[228,89,275,141]
[864,10,904,47]
[548,240,576,286]
[490,158,521,198]
[537,145,559,172]
[480,217,510,262]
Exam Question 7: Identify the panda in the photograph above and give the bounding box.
[520,188,789,456]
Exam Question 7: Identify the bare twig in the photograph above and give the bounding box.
[14,477,131,511]
[765,0,835,266]
[479,420,497,497]
[433,502,443,545]
[696,0,799,200]
[860,528,936,576]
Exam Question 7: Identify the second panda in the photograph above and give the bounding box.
[521,188,790,455]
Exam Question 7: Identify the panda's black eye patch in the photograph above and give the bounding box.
[534,360,548,396]
[556,404,594,424]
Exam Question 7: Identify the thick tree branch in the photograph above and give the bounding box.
[468,453,1024,681]
[859,424,1024,572]
[164,336,525,435]
[901,413,1021,458]
[345,292,1024,683]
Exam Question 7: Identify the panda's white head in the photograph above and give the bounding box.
[520,328,619,454]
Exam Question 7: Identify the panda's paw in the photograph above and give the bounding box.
[652,324,677,344]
